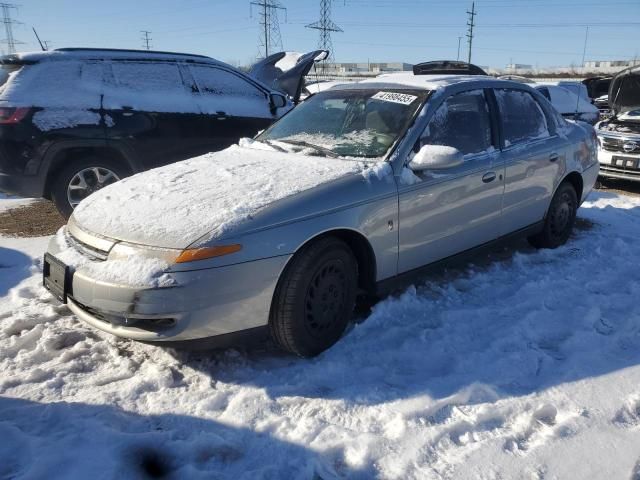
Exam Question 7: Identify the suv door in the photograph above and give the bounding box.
[189,65,279,151]
[103,61,204,170]
[493,88,564,234]
[398,89,504,273]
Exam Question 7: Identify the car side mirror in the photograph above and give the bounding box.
[409,144,464,171]
[270,93,288,109]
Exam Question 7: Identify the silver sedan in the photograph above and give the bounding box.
[44,73,599,357]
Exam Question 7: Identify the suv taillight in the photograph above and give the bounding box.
[0,107,30,124]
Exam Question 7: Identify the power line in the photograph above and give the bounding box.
[0,3,22,54]
[306,0,343,74]
[250,0,286,58]
[466,1,476,63]
[140,30,152,50]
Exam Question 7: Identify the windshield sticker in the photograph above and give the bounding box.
[371,91,418,105]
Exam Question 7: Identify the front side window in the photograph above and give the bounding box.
[421,89,493,156]
[495,89,550,146]
[190,66,265,99]
[257,89,427,158]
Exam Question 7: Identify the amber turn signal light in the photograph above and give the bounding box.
[175,244,242,263]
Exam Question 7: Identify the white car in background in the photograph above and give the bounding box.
[535,84,600,124]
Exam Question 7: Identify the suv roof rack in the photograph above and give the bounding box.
[54,47,212,60]
[413,60,487,76]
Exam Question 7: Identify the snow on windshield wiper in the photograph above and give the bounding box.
[252,138,288,152]
[275,139,340,158]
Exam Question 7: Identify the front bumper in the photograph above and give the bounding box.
[597,149,640,182]
[48,237,290,342]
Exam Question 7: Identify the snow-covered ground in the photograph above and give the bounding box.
[1,190,640,479]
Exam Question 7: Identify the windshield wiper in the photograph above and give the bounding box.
[275,139,340,158]
[254,138,288,152]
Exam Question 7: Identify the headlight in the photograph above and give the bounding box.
[109,242,242,264]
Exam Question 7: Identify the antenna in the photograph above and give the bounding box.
[250,0,286,59]
[32,26,44,51]
[575,25,589,118]
[306,0,343,75]
[140,30,152,50]
[0,3,22,54]
[466,1,476,64]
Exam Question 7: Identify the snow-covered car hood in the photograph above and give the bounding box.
[71,144,365,249]
[609,65,640,116]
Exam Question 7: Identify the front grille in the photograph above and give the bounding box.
[600,164,640,178]
[600,136,640,154]
[66,232,109,261]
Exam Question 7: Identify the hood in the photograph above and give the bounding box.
[71,143,363,249]
[249,50,328,103]
[609,65,640,116]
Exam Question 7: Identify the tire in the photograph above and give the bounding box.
[50,157,129,218]
[527,182,578,249]
[270,237,358,357]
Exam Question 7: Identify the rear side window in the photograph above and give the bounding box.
[422,89,493,156]
[495,89,549,146]
[190,66,265,99]
[112,62,184,92]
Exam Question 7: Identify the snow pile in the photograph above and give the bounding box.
[72,144,364,248]
[3,191,640,478]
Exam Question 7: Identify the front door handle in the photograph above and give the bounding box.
[215,111,228,120]
[549,153,559,162]
[482,171,496,183]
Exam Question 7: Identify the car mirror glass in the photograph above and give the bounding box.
[270,93,288,109]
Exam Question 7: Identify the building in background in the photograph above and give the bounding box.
[583,59,640,74]
[320,62,412,76]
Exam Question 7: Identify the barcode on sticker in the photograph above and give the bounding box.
[371,91,417,105]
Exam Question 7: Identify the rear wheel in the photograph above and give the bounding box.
[528,182,578,249]
[51,157,129,218]
[270,237,358,357]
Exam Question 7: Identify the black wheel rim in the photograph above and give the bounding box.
[304,259,348,339]
[549,191,574,239]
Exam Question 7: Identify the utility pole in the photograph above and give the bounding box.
[457,36,462,61]
[466,1,476,64]
[306,0,343,75]
[141,30,152,50]
[580,25,589,70]
[0,3,22,54]
[250,0,286,58]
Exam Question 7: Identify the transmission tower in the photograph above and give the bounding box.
[0,3,22,54]
[141,30,152,50]
[466,1,476,64]
[250,0,286,58]
[306,0,342,74]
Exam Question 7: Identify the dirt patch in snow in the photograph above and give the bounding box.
[0,200,65,237]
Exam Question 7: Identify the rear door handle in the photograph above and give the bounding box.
[549,153,559,162]
[215,111,228,120]
[482,171,496,183]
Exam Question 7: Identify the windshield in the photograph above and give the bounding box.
[257,88,428,158]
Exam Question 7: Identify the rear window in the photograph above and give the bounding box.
[495,89,550,146]
[112,62,185,92]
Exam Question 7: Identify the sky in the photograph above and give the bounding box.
[10,0,640,69]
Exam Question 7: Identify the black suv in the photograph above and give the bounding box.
[0,48,322,216]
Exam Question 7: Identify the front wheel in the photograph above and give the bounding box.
[270,237,358,357]
[528,182,578,249]
[50,157,128,218]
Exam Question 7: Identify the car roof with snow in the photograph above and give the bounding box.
[330,72,532,92]
[2,48,227,66]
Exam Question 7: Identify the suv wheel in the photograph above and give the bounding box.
[51,158,129,218]
[528,182,578,249]
[270,237,358,357]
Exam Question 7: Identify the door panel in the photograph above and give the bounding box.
[398,89,504,273]
[494,88,564,234]
[103,61,205,170]
[398,155,504,272]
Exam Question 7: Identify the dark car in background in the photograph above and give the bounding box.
[0,48,324,217]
